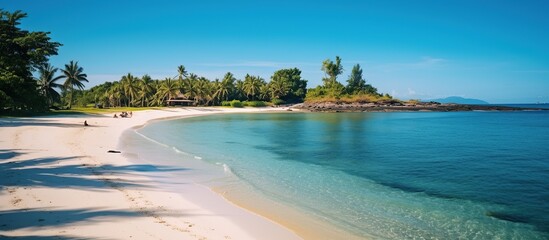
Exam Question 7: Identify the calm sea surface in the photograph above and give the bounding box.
[124,108,549,239]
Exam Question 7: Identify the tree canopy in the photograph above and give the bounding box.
[0,9,61,112]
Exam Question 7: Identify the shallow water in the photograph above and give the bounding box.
[126,110,549,239]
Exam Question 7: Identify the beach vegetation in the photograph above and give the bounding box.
[243,101,268,107]
[243,74,265,101]
[230,100,244,108]
[270,68,307,103]
[304,56,391,104]
[271,98,286,106]
[35,63,64,108]
[60,61,88,109]
[0,10,62,114]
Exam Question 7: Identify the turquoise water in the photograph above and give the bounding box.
[127,110,549,239]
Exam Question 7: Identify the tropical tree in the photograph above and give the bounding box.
[137,74,154,107]
[60,61,88,109]
[105,81,124,107]
[346,64,365,94]
[259,84,271,101]
[121,73,139,106]
[194,77,212,105]
[234,79,246,101]
[269,77,290,100]
[35,63,63,107]
[183,73,198,102]
[177,65,188,81]
[0,10,61,112]
[213,72,235,102]
[243,74,264,101]
[270,68,307,103]
[156,77,179,105]
[321,56,343,88]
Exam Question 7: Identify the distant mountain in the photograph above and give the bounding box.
[428,96,489,105]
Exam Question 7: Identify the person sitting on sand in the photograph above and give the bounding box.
[129,111,133,118]
[113,113,118,118]
[84,120,89,126]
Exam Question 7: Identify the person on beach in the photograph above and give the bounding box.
[113,113,118,118]
[84,120,89,126]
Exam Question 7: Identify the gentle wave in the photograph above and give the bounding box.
[134,130,170,148]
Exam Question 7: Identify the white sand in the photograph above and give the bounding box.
[0,107,301,239]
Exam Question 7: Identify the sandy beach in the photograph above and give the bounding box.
[0,107,301,240]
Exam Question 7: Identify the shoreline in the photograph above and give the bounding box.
[121,109,366,240]
[0,107,301,239]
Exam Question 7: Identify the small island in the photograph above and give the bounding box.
[293,57,545,112]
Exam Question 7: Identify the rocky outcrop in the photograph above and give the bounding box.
[293,102,544,112]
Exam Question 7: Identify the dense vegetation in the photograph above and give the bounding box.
[1,10,389,115]
[76,67,307,108]
[0,10,89,114]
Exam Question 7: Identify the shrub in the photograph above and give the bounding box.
[230,100,244,108]
[221,101,231,106]
[244,101,267,107]
[271,98,285,106]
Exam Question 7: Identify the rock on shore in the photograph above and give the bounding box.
[293,101,543,112]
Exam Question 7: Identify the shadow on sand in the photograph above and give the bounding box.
[0,149,191,239]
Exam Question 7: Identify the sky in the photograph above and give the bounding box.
[2,0,548,103]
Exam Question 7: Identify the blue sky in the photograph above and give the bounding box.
[2,0,548,103]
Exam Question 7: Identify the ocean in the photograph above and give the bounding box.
[121,108,549,239]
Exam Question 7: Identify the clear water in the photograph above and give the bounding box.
[127,110,549,239]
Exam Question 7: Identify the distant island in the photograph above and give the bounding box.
[427,96,489,105]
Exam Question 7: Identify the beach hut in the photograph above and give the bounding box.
[166,93,195,106]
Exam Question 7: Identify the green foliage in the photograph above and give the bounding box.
[221,101,231,106]
[305,57,389,104]
[271,98,285,106]
[60,61,88,109]
[270,68,307,103]
[35,63,63,107]
[230,99,243,108]
[0,10,61,113]
[321,56,343,88]
[243,101,267,107]
[243,74,266,101]
[345,64,379,95]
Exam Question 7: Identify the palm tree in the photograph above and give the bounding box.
[194,77,212,105]
[35,63,63,107]
[184,73,198,102]
[106,82,123,107]
[269,77,290,100]
[177,65,188,82]
[213,72,235,102]
[259,84,271,102]
[121,73,139,107]
[137,74,154,107]
[243,74,264,101]
[60,61,88,109]
[234,79,245,101]
[156,78,180,106]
